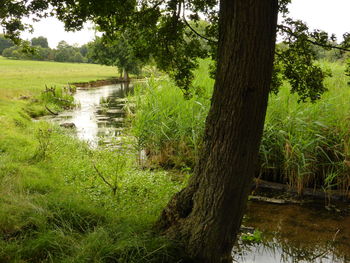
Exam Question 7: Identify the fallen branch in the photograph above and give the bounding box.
[45,105,58,115]
[253,179,349,202]
[92,163,117,195]
[249,195,301,204]
[54,97,71,104]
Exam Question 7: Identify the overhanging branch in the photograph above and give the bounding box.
[278,25,350,52]
[182,4,217,44]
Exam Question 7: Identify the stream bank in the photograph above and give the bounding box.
[44,82,350,263]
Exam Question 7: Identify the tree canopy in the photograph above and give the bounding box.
[1,0,349,99]
[87,35,144,80]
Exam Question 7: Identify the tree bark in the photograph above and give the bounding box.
[157,0,278,262]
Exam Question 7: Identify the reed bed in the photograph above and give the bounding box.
[130,60,350,196]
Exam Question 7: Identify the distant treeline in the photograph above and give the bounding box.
[1,34,347,65]
[0,35,90,63]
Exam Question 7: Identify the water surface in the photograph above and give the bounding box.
[45,82,132,147]
[234,201,350,263]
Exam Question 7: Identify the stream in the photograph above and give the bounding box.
[45,83,350,263]
[43,82,133,148]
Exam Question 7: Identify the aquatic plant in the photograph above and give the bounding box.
[241,230,262,243]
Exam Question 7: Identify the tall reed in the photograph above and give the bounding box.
[130,59,350,196]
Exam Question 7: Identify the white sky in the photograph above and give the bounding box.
[20,18,98,48]
[1,0,350,48]
[287,0,350,41]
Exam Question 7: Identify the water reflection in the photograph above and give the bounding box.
[234,202,350,263]
[46,82,133,147]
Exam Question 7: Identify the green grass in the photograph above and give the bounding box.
[260,61,350,195]
[0,57,185,262]
[129,59,214,169]
[130,59,350,197]
[0,56,119,121]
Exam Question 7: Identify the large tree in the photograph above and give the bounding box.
[158,1,278,261]
[1,0,349,262]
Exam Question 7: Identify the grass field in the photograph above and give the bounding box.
[0,56,120,119]
[0,56,118,98]
[0,57,184,262]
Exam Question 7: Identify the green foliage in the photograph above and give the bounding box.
[0,34,14,54]
[32,125,53,161]
[88,35,143,78]
[54,40,86,63]
[2,45,19,58]
[92,149,131,196]
[261,62,350,194]
[34,85,75,117]
[346,59,350,85]
[129,61,213,168]
[72,52,84,63]
[2,38,90,63]
[241,230,262,243]
[0,58,185,262]
[31,36,49,48]
[311,44,346,62]
[130,59,350,195]
[2,0,348,99]
[2,44,52,61]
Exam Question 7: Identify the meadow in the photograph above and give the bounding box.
[0,57,185,262]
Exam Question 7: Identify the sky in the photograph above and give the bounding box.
[20,18,97,48]
[2,0,350,48]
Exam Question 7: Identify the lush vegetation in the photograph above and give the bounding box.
[1,54,349,262]
[0,56,187,262]
[130,59,350,197]
[87,35,145,80]
[1,0,349,260]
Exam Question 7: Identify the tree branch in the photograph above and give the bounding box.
[278,25,350,52]
[182,4,217,44]
[93,163,113,189]
[45,105,58,115]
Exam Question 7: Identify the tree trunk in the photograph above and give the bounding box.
[157,0,278,262]
[123,69,129,82]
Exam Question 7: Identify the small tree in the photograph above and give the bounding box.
[88,35,143,80]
